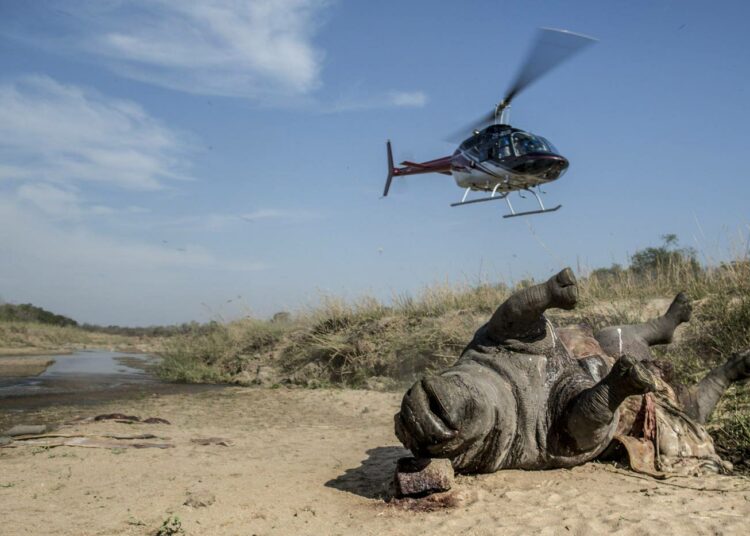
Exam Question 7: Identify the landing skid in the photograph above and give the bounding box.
[503,205,561,218]
[451,186,561,218]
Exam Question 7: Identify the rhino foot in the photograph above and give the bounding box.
[547,268,578,310]
[665,292,692,324]
[724,348,750,382]
[609,354,658,396]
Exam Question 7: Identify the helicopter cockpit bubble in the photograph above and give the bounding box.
[512,132,556,156]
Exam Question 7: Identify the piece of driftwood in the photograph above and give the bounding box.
[1,432,173,450]
[1,437,174,449]
[190,437,231,447]
[4,424,48,436]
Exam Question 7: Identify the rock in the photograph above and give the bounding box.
[184,489,216,508]
[394,457,454,497]
[4,424,47,437]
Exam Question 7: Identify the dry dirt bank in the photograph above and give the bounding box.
[1,387,748,536]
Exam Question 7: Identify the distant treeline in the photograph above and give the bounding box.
[0,303,79,327]
[81,321,219,337]
[0,301,217,337]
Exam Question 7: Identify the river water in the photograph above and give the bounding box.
[0,351,220,429]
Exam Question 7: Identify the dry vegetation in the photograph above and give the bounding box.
[157,253,750,466]
[0,321,159,355]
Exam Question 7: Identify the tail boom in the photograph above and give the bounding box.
[383,140,452,197]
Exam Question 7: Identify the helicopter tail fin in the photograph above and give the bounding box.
[383,140,395,197]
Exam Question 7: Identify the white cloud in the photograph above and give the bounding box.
[16,183,82,218]
[240,208,321,222]
[148,209,323,231]
[326,89,428,113]
[3,2,426,110]
[65,0,329,99]
[0,198,262,272]
[0,75,190,192]
[15,182,150,219]
[388,91,428,108]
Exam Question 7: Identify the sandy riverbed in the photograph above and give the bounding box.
[1,387,748,536]
[0,356,55,377]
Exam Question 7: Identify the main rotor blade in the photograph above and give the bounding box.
[446,110,496,143]
[445,28,597,143]
[503,28,597,106]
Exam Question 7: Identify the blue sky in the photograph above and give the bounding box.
[1,0,749,326]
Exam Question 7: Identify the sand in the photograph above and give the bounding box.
[1,387,748,535]
[0,356,55,377]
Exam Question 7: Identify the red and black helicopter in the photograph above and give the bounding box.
[382,28,597,218]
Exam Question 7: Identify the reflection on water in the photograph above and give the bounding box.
[0,351,157,398]
[0,351,223,431]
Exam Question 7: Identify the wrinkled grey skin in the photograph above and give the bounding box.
[595,292,750,426]
[395,268,658,474]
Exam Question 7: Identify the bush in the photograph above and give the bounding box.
[0,303,78,327]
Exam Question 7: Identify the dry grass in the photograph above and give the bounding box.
[0,321,144,355]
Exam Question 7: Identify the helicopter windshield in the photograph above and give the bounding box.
[512,132,555,156]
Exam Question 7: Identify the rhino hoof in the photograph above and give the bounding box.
[612,354,658,395]
[666,292,692,324]
[547,268,578,310]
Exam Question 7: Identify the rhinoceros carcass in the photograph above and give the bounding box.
[395,270,748,476]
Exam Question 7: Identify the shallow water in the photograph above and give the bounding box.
[0,351,156,398]
[0,351,222,429]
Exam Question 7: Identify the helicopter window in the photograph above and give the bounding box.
[512,132,553,156]
[495,135,512,158]
[540,136,559,154]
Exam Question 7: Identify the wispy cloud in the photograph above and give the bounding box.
[0,197,265,274]
[240,208,322,222]
[150,208,323,231]
[0,75,191,193]
[3,2,427,110]
[388,91,428,108]
[326,89,428,113]
[39,0,329,100]
[16,182,149,219]
[0,197,266,324]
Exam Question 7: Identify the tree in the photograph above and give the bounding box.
[629,234,699,276]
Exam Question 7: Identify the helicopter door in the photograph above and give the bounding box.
[486,134,512,161]
[494,134,513,159]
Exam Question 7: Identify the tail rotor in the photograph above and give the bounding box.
[383,140,395,197]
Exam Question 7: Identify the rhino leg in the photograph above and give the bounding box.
[595,292,692,361]
[560,354,658,453]
[487,267,578,342]
[679,349,750,424]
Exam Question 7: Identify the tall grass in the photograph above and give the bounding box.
[0,321,136,354]
[156,318,291,382]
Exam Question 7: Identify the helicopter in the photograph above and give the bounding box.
[382,28,597,218]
